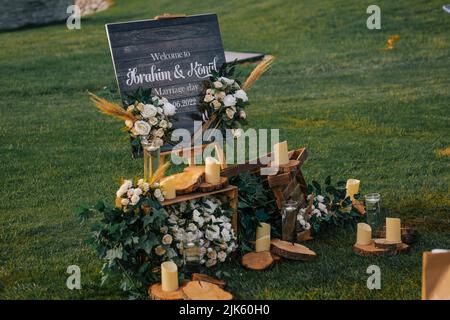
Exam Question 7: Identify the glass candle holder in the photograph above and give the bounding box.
[282,200,299,242]
[183,237,200,275]
[364,193,383,233]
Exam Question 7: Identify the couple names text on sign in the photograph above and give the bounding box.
[105,14,226,144]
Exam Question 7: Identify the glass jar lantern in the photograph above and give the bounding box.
[364,193,383,233]
[281,200,299,242]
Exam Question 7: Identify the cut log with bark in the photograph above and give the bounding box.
[161,166,204,194]
[191,273,225,288]
[270,239,317,261]
[353,240,410,257]
[242,251,275,270]
[148,281,189,300]
[374,227,418,245]
[199,176,229,193]
[373,238,401,250]
[182,281,233,300]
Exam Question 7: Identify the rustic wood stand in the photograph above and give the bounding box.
[353,239,410,257]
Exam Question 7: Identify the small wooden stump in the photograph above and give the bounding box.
[148,281,189,300]
[242,251,274,270]
[270,239,317,261]
[374,238,401,250]
[199,177,229,192]
[182,281,233,300]
[192,273,225,288]
[374,227,418,245]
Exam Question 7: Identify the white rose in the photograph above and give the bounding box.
[141,104,157,118]
[188,223,197,232]
[313,209,321,216]
[148,117,158,126]
[223,94,236,107]
[130,194,140,205]
[154,189,162,198]
[239,110,246,119]
[318,202,327,212]
[160,226,168,234]
[162,234,173,245]
[218,251,227,262]
[207,250,217,260]
[213,81,223,89]
[155,128,165,138]
[163,102,176,116]
[205,259,217,267]
[226,107,236,119]
[157,107,164,114]
[155,138,164,147]
[127,189,134,198]
[116,184,129,198]
[305,222,311,230]
[219,77,235,86]
[159,120,168,128]
[133,120,151,136]
[204,94,214,103]
[142,182,150,192]
[125,119,134,128]
[134,188,142,196]
[317,195,325,202]
[234,89,248,102]
[206,89,213,95]
[215,91,226,100]
[212,99,221,110]
[120,198,129,206]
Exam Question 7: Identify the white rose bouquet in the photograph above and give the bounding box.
[164,197,237,267]
[115,177,166,209]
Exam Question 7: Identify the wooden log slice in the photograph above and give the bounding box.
[353,242,388,257]
[374,227,418,245]
[199,176,229,193]
[270,238,317,261]
[182,281,233,300]
[148,281,189,300]
[242,251,274,270]
[191,273,226,288]
[296,230,313,243]
[374,238,402,250]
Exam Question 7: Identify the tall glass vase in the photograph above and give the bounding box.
[144,148,160,182]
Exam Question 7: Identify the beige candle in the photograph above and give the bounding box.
[161,176,176,200]
[255,235,271,252]
[356,223,372,245]
[386,218,401,243]
[255,223,271,252]
[205,157,220,184]
[161,261,179,292]
[346,179,360,201]
[273,141,289,166]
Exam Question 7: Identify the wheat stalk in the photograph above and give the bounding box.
[242,55,275,91]
[88,92,136,122]
[149,161,171,185]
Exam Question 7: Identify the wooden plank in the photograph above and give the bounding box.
[161,185,237,206]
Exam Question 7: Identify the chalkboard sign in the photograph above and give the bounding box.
[105,14,226,148]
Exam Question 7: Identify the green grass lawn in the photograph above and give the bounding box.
[1,0,449,299]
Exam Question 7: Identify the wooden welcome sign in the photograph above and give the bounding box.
[105,14,226,145]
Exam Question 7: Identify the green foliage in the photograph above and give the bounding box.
[75,199,169,299]
[231,172,276,252]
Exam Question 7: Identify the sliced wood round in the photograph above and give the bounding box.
[374,238,401,250]
[296,230,313,243]
[199,176,228,192]
[353,240,410,257]
[374,227,418,245]
[270,238,317,261]
[182,281,233,300]
[242,251,274,270]
[191,273,226,288]
[148,281,188,300]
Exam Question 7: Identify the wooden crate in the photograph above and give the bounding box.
[161,185,239,234]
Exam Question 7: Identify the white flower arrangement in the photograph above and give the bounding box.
[297,194,331,231]
[165,197,237,267]
[115,178,165,209]
[125,96,176,151]
[202,75,248,137]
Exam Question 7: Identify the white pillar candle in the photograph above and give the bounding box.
[161,261,179,292]
[346,179,360,201]
[356,223,372,245]
[255,222,271,252]
[161,176,176,200]
[386,218,401,243]
[273,141,289,166]
[205,157,220,184]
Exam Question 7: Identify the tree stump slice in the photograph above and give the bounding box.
[199,177,229,193]
[163,166,204,195]
[353,241,410,257]
[296,230,313,243]
[148,281,189,300]
[270,238,317,261]
[182,281,233,300]
[242,251,274,270]
[373,238,401,250]
[374,227,418,245]
[192,273,226,288]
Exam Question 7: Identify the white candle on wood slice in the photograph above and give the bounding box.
[386,218,401,243]
[356,223,372,245]
[205,157,220,184]
[273,141,289,166]
[161,261,179,292]
[255,223,271,252]
[346,179,360,201]
[161,176,176,200]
